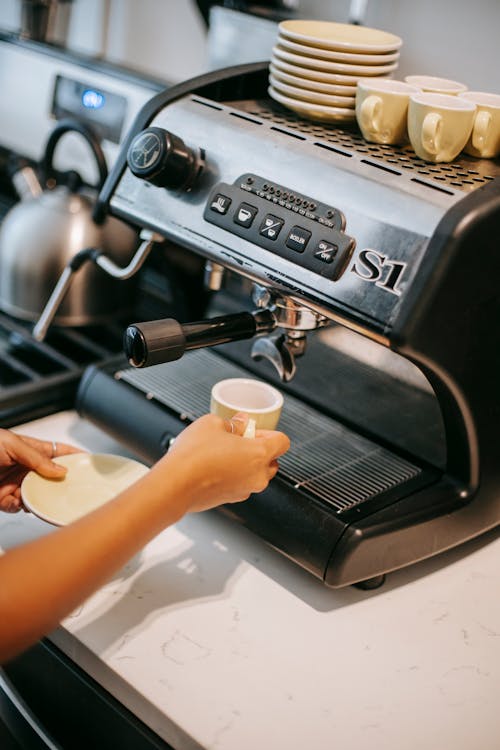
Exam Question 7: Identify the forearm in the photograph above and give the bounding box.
[0,413,289,664]
[0,463,191,664]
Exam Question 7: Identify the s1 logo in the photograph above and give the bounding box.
[351,250,407,296]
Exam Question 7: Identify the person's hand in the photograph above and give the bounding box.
[0,430,80,513]
[157,412,290,513]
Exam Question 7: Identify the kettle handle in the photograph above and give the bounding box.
[40,118,108,190]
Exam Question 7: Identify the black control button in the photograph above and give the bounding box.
[210,194,232,215]
[234,202,258,227]
[259,214,284,241]
[314,240,338,264]
[286,226,311,253]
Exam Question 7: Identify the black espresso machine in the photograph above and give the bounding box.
[75,61,500,588]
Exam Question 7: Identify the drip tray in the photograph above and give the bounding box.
[116,349,422,513]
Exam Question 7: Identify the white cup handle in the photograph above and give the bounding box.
[422,112,442,155]
[472,109,492,151]
[360,95,383,134]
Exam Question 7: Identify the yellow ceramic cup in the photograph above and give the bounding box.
[407,92,475,163]
[404,75,467,95]
[459,91,500,158]
[356,79,420,144]
[210,378,283,431]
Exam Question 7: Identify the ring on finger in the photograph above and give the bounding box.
[224,418,235,434]
[51,440,57,458]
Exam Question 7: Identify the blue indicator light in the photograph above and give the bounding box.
[82,89,105,109]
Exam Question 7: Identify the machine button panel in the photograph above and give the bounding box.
[314,241,338,264]
[234,202,258,227]
[203,174,355,282]
[259,214,284,240]
[286,226,311,253]
[210,193,232,215]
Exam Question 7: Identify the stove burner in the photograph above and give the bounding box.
[0,311,126,427]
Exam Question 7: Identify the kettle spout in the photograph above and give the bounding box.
[10,164,43,201]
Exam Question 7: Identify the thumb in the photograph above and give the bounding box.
[7,433,67,479]
[33,460,67,479]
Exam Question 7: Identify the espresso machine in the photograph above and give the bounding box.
[75,61,500,588]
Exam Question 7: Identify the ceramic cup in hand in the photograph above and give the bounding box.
[407,92,475,162]
[210,378,283,431]
[356,78,420,145]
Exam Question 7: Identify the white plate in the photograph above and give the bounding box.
[279,20,402,54]
[269,86,356,123]
[21,452,149,526]
[271,56,391,86]
[269,74,355,107]
[273,46,399,76]
[269,63,357,95]
[277,35,400,64]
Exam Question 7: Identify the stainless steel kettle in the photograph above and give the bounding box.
[0,119,139,326]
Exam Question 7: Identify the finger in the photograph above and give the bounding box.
[224,412,249,437]
[0,494,23,513]
[3,486,28,513]
[255,430,291,458]
[0,468,28,496]
[18,435,81,458]
[268,461,279,479]
[4,432,68,479]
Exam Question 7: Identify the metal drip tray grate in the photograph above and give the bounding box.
[117,349,421,513]
[219,97,500,193]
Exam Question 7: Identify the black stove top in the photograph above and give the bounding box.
[0,310,128,426]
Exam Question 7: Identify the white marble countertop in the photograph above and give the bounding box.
[1,410,500,750]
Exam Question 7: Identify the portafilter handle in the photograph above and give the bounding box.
[124,310,276,368]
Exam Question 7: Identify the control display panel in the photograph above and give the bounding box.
[52,74,128,144]
[204,174,355,282]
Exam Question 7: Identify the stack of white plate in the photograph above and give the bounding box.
[269,20,403,123]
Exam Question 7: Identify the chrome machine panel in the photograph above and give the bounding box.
[110,93,469,336]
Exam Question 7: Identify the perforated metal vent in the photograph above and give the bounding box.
[205,96,500,194]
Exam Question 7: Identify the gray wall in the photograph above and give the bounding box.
[0,0,208,83]
[299,0,499,91]
[0,0,498,91]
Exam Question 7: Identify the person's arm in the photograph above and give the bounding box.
[0,414,289,663]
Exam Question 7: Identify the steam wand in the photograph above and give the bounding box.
[32,229,163,342]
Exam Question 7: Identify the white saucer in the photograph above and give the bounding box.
[278,20,402,54]
[269,74,355,107]
[277,35,400,64]
[273,45,398,76]
[269,86,356,123]
[21,452,149,526]
[271,56,391,86]
[269,64,357,95]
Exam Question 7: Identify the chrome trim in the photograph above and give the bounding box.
[0,670,62,749]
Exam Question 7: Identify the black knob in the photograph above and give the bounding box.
[124,319,186,368]
[123,313,262,368]
[126,127,201,190]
